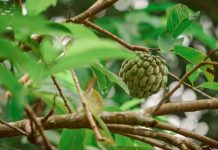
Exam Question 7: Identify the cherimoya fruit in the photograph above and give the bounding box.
[119,51,168,98]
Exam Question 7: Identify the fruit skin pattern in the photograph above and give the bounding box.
[119,51,168,98]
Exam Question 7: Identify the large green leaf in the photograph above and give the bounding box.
[59,129,86,150]
[167,4,199,38]
[92,63,129,94]
[0,66,25,119]
[199,82,218,91]
[0,40,47,80]
[51,39,133,73]
[174,45,204,63]
[174,45,214,82]
[158,30,183,52]
[26,0,57,15]
[0,14,71,40]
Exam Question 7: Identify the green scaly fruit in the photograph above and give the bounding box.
[119,51,168,98]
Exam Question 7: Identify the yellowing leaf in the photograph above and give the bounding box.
[86,88,103,115]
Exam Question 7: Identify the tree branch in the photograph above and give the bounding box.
[108,124,191,150]
[117,132,173,150]
[25,105,55,150]
[0,119,27,136]
[0,111,218,148]
[144,99,218,115]
[71,70,103,141]
[102,111,218,148]
[69,0,118,23]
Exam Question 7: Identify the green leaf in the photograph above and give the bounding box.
[45,131,60,145]
[83,129,96,147]
[0,39,47,80]
[104,106,122,112]
[51,39,133,73]
[0,14,71,40]
[199,82,218,91]
[158,30,183,52]
[91,66,109,97]
[59,129,85,150]
[92,63,129,94]
[120,99,144,111]
[26,0,57,15]
[0,66,25,119]
[154,116,169,123]
[39,37,63,64]
[94,115,114,144]
[115,134,133,146]
[167,4,199,38]
[63,23,98,39]
[186,64,199,85]
[174,45,204,63]
[187,23,218,49]
[144,2,173,12]
[174,45,214,82]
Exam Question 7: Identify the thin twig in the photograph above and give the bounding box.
[66,0,153,53]
[66,0,72,20]
[71,70,103,141]
[41,95,57,123]
[25,105,55,150]
[85,76,97,96]
[0,120,27,136]
[204,49,218,61]
[169,72,215,99]
[152,61,218,115]
[51,75,72,113]
[83,20,149,52]
[117,132,173,150]
[181,139,203,150]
